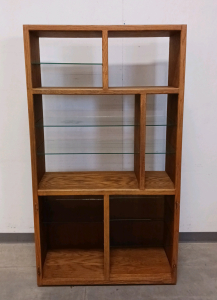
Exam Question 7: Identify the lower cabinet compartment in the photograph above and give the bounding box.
[39,196,105,283]
[38,194,175,284]
[109,195,175,283]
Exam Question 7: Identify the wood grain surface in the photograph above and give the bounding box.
[32,86,179,95]
[110,248,172,282]
[37,171,175,195]
[43,249,104,280]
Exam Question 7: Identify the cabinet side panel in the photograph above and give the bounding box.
[171,25,187,283]
[23,26,44,285]
[168,32,181,88]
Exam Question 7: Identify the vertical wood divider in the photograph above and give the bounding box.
[134,94,146,189]
[102,30,108,89]
[104,194,110,280]
[23,26,43,286]
[169,25,187,283]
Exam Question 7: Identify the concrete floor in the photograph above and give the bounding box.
[0,243,216,300]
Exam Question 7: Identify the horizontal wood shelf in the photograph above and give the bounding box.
[32,87,179,95]
[37,171,175,195]
[43,249,104,284]
[25,24,183,38]
[110,247,172,283]
[42,247,173,285]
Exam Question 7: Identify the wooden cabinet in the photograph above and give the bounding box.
[23,25,186,285]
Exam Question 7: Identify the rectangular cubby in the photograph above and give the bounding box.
[108,37,169,87]
[39,196,104,282]
[36,94,135,172]
[145,93,178,189]
[109,195,175,282]
[32,35,102,88]
[24,25,186,285]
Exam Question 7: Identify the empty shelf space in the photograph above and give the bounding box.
[110,247,172,283]
[42,248,104,284]
[145,171,175,193]
[38,139,136,155]
[38,171,139,194]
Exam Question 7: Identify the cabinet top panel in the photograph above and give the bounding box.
[23,25,186,38]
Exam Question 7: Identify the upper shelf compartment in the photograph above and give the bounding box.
[26,25,182,90]
[30,34,103,88]
[108,36,170,88]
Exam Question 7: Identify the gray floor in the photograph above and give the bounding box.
[0,243,216,300]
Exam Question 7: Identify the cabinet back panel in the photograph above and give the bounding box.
[47,222,104,249]
[110,196,164,219]
[110,220,164,247]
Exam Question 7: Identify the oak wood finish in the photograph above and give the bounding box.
[110,248,172,282]
[37,171,175,195]
[23,27,44,285]
[24,24,186,286]
[43,249,104,281]
[134,94,145,188]
[104,195,110,280]
[170,25,187,283]
[102,31,108,89]
[110,220,164,247]
[110,196,164,220]
[32,86,179,95]
[24,24,182,38]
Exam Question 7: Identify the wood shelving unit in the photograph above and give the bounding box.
[23,25,186,286]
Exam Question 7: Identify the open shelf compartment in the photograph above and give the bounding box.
[39,195,105,283]
[109,195,175,283]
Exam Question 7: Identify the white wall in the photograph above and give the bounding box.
[0,0,217,232]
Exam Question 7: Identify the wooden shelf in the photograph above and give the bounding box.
[38,171,175,195]
[25,24,183,38]
[32,86,179,95]
[43,249,104,285]
[145,171,175,193]
[110,247,172,283]
[38,171,138,195]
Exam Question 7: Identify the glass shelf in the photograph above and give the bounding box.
[37,140,175,155]
[36,116,137,127]
[32,62,102,65]
[146,116,175,127]
[36,115,175,127]
[146,141,175,154]
[38,140,135,155]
